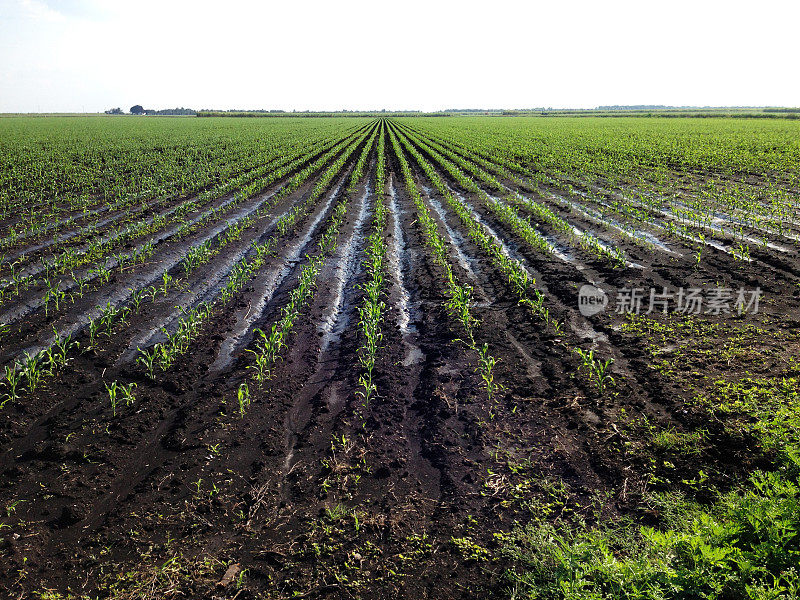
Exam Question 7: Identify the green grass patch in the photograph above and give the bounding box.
[503,470,800,599]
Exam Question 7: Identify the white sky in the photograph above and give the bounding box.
[1,0,798,113]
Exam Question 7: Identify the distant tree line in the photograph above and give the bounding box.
[443,108,506,112]
[595,105,797,111]
[196,110,449,118]
[596,105,674,110]
[104,106,196,115]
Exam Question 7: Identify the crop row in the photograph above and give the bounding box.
[390,124,557,329]
[388,126,503,410]
[403,119,799,265]
[0,123,377,405]
[137,124,378,378]
[355,122,387,418]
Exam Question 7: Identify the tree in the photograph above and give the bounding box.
[104,107,123,115]
[130,105,145,115]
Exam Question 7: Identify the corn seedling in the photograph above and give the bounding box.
[137,347,157,380]
[574,348,616,394]
[237,382,251,418]
[1,364,24,407]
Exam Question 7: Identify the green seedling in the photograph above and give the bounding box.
[237,382,251,418]
[2,364,24,407]
[137,347,157,380]
[574,348,615,394]
[22,351,43,394]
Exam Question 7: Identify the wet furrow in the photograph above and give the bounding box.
[281,176,372,477]
[0,136,372,546]
[209,176,353,374]
[0,134,351,305]
[0,185,285,366]
[0,128,373,368]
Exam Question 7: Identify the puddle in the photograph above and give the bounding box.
[210,175,349,372]
[452,190,537,283]
[670,200,790,253]
[423,187,479,280]
[546,190,676,255]
[2,201,117,261]
[571,181,756,262]
[388,178,425,367]
[318,182,371,354]
[569,312,609,347]
[1,193,241,295]
[1,192,273,336]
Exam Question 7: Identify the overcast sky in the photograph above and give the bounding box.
[1,0,798,113]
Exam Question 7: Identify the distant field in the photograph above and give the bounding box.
[1,115,800,599]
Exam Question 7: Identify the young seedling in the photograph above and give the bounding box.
[105,381,119,416]
[145,286,159,303]
[95,263,111,284]
[161,270,173,295]
[445,284,477,342]
[735,242,751,262]
[137,347,157,380]
[130,287,145,312]
[476,343,503,416]
[40,346,57,375]
[592,357,615,394]
[574,348,615,394]
[237,382,251,418]
[1,364,24,407]
[87,318,101,350]
[356,371,377,404]
[22,351,43,394]
[120,382,137,406]
[245,349,270,385]
[52,330,76,368]
[74,272,90,295]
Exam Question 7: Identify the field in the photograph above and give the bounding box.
[1,115,800,599]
